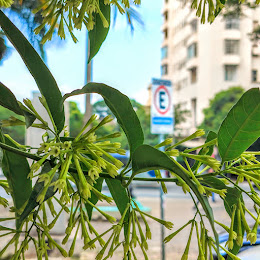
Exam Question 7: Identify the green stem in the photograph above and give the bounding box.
[189,192,205,227]
[185,138,217,153]
[219,173,252,197]
[0,142,41,161]
[120,158,131,176]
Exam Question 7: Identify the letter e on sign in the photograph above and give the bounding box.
[154,85,171,115]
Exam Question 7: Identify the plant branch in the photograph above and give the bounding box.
[0,142,41,161]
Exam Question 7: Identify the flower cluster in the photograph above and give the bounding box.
[27,113,125,206]
[164,218,220,260]
[80,199,173,260]
[0,97,133,258]
[31,0,141,43]
[160,130,226,198]
[0,0,13,8]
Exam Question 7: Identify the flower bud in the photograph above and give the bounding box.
[155,138,173,149]
[166,149,180,157]
[164,220,192,243]
[0,0,13,7]
[0,197,8,208]
[69,223,80,257]
[181,221,194,260]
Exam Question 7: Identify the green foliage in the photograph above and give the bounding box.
[93,99,190,149]
[199,86,244,133]
[0,106,25,144]
[88,1,110,62]
[105,178,130,235]
[0,30,7,63]
[222,0,256,18]
[0,10,65,133]
[0,6,260,260]
[63,82,144,156]
[69,101,84,137]
[93,99,159,148]
[86,177,104,220]
[218,88,260,161]
[131,144,219,245]
[0,129,32,228]
[17,162,59,228]
[174,103,190,128]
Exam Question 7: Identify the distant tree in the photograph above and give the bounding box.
[0,30,8,63]
[93,99,190,149]
[221,0,255,18]
[199,86,244,133]
[174,103,190,130]
[69,101,84,137]
[0,106,25,144]
[93,99,158,149]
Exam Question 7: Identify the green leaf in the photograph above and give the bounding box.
[200,175,241,216]
[218,88,260,162]
[17,162,59,228]
[0,11,65,133]
[105,178,130,235]
[105,178,129,216]
[214,0,226,18]
[202,176,245,257]
[204,131,217,156]
[86,177,104,220]
[0,82,23,115]
[0,82,36,127]
[132,144,218,245]
[200,176,226,190]
[226,192,244,260]
[22,110,37,128]
[224,188,242,217]
[63,83,144,155]
[0,128,32,228]
[192,131,217,171]
[88,2,110,62]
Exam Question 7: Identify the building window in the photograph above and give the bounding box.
[187,43,197,59]
[191,98,197,127]
[164,11,168,21]
[224,65,237,81]
[163,28,168,39]
[161,64,168,75]
[225,18,240,29]
[253,20,258,29]
[252,70,258,82]
[225,40,239,54]
[161,46,168,59]
[190,67,197,83]
[190,19,197,32]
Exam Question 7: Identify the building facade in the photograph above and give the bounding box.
[161,0,260,136]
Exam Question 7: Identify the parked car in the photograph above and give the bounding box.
[237,245,260,259]
[213,229,260,259]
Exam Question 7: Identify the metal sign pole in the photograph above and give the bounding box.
[159,133,165,260]
[150,78,173,260]
[84,31,93,126]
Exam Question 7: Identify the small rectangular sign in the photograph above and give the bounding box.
[151,78,174,134]
[152,117,173,125]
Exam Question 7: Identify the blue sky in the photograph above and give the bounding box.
[0,0,163,112]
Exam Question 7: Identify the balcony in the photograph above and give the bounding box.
[186,57,198,69]
[222,30,241,40]
[222,55,240,65]
[252,44,260,57]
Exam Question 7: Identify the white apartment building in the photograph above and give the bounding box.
[161,0,260,136]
